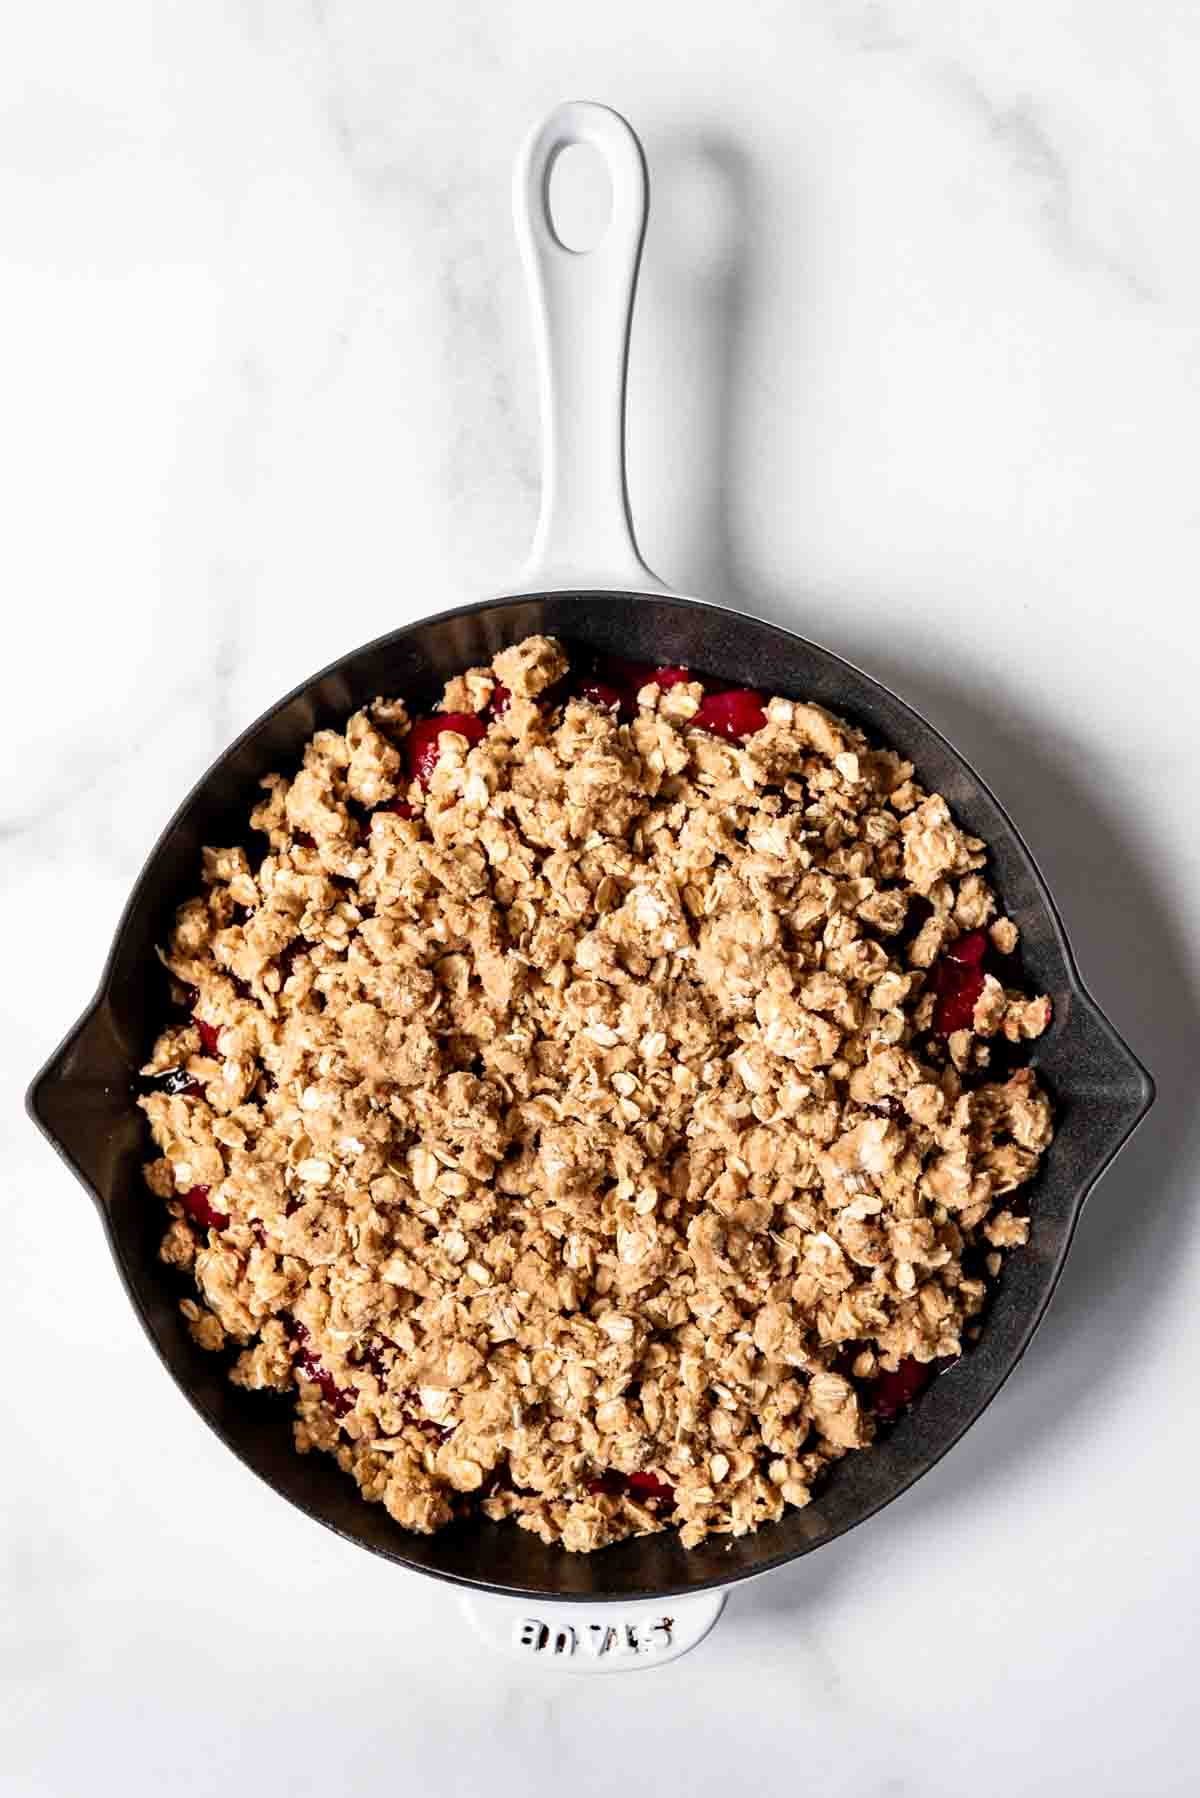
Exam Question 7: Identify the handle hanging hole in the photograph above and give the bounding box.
[546,141,613,253]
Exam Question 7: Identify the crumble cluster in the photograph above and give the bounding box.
[140,635,1053,1552]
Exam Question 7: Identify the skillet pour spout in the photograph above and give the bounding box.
[27,100,1154,1613]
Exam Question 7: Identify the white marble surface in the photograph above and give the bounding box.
[6,2,1200,1792]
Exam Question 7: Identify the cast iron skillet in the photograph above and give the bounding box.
[28,104,1153,1619]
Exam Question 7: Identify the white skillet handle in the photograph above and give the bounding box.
[514,100,666,594]
[460,1588,725,1673]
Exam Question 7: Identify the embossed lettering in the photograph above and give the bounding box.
[514,1613,677,1660]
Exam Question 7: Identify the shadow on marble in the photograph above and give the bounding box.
[649,128,1200,1632]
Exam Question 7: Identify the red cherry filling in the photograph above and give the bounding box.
[359,1335,401,1379]
[194,1017,221,1056]
[575,656,657,719]
[575,680,624,715]
[650,664,694,691]
[583,657,712,719]
[489,682,512,718]
[588,1469,627,1497]
[871,1353,960,1420]
[567,657,737,722]
[588,1468,675,1505]
[946,929,988,967]
[356,1342,454,1440]
[626,1469,675,1503]
[405,713,487,787]
[378,798,414,818]
[179,1185,229,1230]
[289,1321,353,1418]
[872,1356,934,1420]
[694,687,767,741]
[930,965,984,1036]
[929,930,990,1035]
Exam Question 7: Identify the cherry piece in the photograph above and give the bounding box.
[601,661,702,715]
[586,656,713,718]
[359,1335,401,1380]
[945,929,988,967]
[294,831,316,849]
[179,1185,229,1230]
[694,688,767,741]
[290,1321,354,1418]
[405,713,487,788]
[575,681,624,715]
[929,950,987,1036]
[626,1470,675,1504]
[584,655,687,719]
[587,1469,675,1506]
[378,799,414,819]
[872,1356,934,1420]
[489,683,512,718]
[193,1017,221,1056]
[587,1469,628,1498]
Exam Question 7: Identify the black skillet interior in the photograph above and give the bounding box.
[29,590,1153,1602]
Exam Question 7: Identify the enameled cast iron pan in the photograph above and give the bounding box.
[29,104,1153,1665]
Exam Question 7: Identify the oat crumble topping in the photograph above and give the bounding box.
[140,636,1053,1552]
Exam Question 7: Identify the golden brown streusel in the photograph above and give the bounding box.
[140,636,1053,1552]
